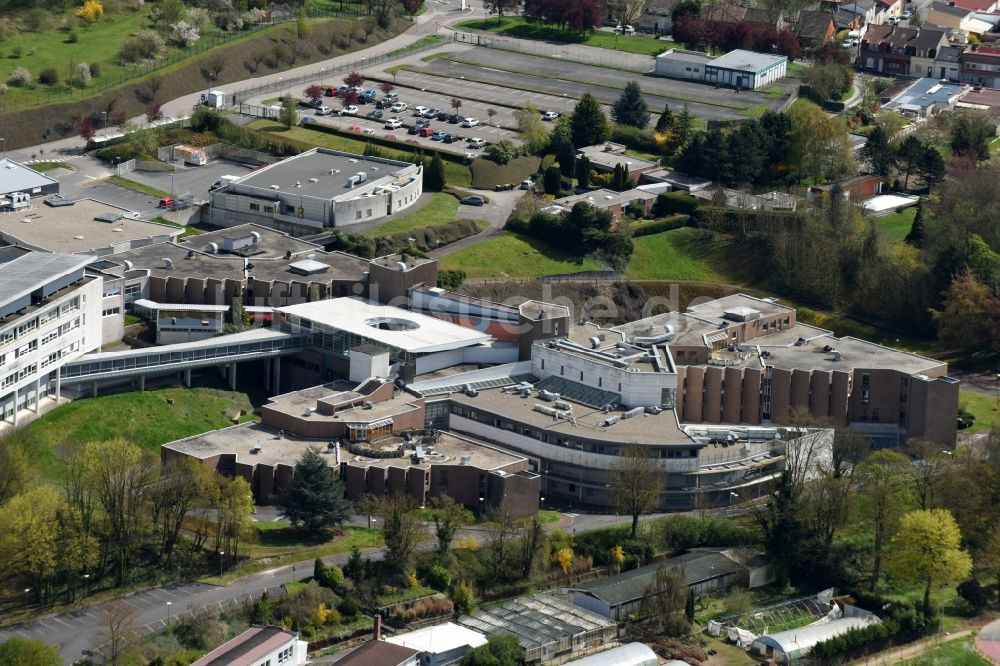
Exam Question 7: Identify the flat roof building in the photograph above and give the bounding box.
[884,77,967,118]
[656,48,787,89]
[206,148,423,235]
[190,625,307,666]
[385,623,487,666]
[0,198,179,256]
[0,158,59,205]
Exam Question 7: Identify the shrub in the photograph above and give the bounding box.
[421,564,452,591]
[631,215,689,237]
[315,559,345,592]
[611,125,658,153]
[9,67,32,86]
[451,580,477,615]
[171,21,201,47]
[11,46,23,59]
[38,68,59,85]
[120,30,165,63]
[0,84,7,96]
[655,514,756,552]
[487,139,520,165]
[89,62,101,78]
[76,0,105,24]
[26,8,49,32]
[70,63,92,87]
[654,191,699,216]
[337,597,360,619]
[543,165,561,195]
[66,29,79,43]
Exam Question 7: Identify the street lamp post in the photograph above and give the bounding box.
[83,573,90,597]
[24,587,30,608]
[361,57,366,78]
[460,76,465,98]
[539,495,545,511]
[170,172,175,197]
[371,517,377,546]
[1,137,5,159]
[478,496,485,517]
[219,551,225,577]
[166,601,172,625]
[102,111,108,136]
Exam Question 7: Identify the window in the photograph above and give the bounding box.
[249,202,260,212]
[124,283,142,304]
[39,308,57,324]
[15,340,36,358]
[103,285,122,298]
[356,210,362,219]
[102,307,121,318]
[0,330,13,348]
[17,320,37,336]
[264,205,274,214]
[366,208,372,217]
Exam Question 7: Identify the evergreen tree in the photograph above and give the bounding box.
[274,447,352,532]
[860,125,894,178]
[612,80,650,129]
[570,92,609,149]
[655,103,673,132]
[556,138,576,179]
[424,152,445,192]
[905,204,926,248]
[575,154,591,188]
[669,103,693,153]
[543,165,562,195]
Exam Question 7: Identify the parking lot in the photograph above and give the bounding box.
[124,159,256,200]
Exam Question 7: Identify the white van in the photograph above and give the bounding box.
[210,175,240,191]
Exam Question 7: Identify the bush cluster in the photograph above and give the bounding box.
[390,596,454,624]
[654,192,700,216]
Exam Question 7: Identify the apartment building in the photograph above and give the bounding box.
[0,253,103,428]
[961,45,1000,88]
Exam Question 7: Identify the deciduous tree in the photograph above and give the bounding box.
[853,450,914,590]
[372,493,424,574]
[0,637,60,666]
[886,508,972,615]
[610,444,664,538]
[430,495,473,555]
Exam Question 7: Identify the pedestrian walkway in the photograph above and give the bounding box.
[979,619,1000,664]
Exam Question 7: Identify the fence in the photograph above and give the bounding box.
[0,4,367,114]
[226,36,443,107]
[465,271,624,285]
[117,159,136,176]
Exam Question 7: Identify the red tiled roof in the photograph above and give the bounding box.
[953,0,995,10]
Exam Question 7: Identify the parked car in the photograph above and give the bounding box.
[436,110,451,121]
[310,97,324,107]
[448,113,461,124]
[340,105,359,116]
[841,38,858,48]
[300,116,318,125]
[158,197,176,208]
[901,9,913,19]
[316,106,332,116]
[461,117,479,127]
[383,91,399,102]
[325,87,337,97]
[413,105,429,116]
[337,85,350,96]
[408,124,422,135]
[520,179,534,190]
[348,124,362,132]
[443,133,457,143]
[541,110,559,121]
[363,88,379,101]
[385,117,404,129]
[424,107,441,118]
[431,130,448,141]
[467,137,486,149]
[390,102,408,113]
[420,125,435,137]
[460,196,485,206]
[366,109,384,120]
[362,127,376,135]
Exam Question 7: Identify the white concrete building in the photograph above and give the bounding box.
[0,253,102,429]
[191,626,308,666]
[385,623,488,666]
[656,49,788,89]
[206,148,422,235]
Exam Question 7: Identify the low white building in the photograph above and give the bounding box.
[385,622,488,666]
[191,625,308,666]
[206,147,422,234]
[132,299,228,344]
[656,49,788,90]
[0,253,103,429]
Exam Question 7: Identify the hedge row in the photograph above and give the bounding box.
[302,123,469,167]
[654,191,700,216]
[630,214,690,237]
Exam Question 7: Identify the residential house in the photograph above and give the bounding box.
[957,85,1000,110]
[935,44,964,80]
[796,10,837,47]
[962,45,1000,87]
[927,1,973,30]
[338,641,420,666]
[954,0,998,9]
[908,28,950,77]
[384,623,488,666]
[877,0,905,22]
[840,0,878,25]
[807,175,885,202]
[835,8,865,30]
[576,142,660,180]
[638,0,681,34]
[858,24,919,75]
[548,188,658,223]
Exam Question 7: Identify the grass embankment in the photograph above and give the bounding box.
[627,228,727,282]
[364,193,459,237]
[249,120,473,187]
[30,161,73,172]
[878,206,918,244]
[5,386,257,481]
[439,231,605,278]
[899,636,990,666]
[105,175,171,198]
[959,390,1000,433]
[149,216,203,239]
[200,522,384,585]
[456,17,680,56]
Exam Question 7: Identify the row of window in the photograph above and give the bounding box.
[0,297,79,349]
[1,364,37,389]
[41,341,80,369]
[248,202,276,214]
[102,307,121,318]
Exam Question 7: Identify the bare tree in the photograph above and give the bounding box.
[640,565,688,634]
[205,54,226,82]
[483,504,517,581]
[515,514,546,579]
[145,75,164,103]
[373,493,424,574]
[247,51,267,73]
[610,444,664,538]
[94,602,141,666]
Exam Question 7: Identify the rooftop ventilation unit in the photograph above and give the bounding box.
[539,390,560,402]
[208,242,219,254]
[463,383,479,397]
[460,455,471,465]
[309,178,319,183]
[534,404,559,417]
[251,443,261,454]
[122,260,133,270]
[270,184,280,190]
[553,400,572,411]
[162,258,173,269]
[363,400,374,409]
[621,406,644,420]
[602,414,621,427]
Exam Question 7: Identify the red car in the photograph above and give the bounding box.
[419,125,434,137]
[325,87,337,97]
[158,197,175,208]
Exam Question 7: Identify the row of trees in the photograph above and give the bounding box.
[672,14,803,60]
[0,439,255,603]
[521,0,602,32]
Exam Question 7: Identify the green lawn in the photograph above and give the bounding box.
[250,120,472,187]
[900,637,990,666]
[364,192,459,237]
[960,389,1000,433]
[439,231,605,278]
[878,207,917,243]
[30,161,73,172]
[456,17,679,56]
[627,228,726,281]
[4,387,255,480]
[149,216,202,239]
[106,175,170,198]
